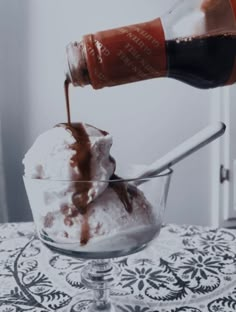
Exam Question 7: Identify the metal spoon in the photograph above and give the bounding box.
[133,122,226,185]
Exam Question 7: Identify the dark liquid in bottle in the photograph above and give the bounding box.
[167,33,236,89]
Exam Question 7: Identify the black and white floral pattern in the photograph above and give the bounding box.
[0,223,236,312]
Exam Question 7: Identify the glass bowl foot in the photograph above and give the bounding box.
[72,259,120,312]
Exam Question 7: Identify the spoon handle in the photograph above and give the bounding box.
[135,122,226,182]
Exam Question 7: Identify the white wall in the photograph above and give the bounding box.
[0,1,30,221]
[1,0,212,225]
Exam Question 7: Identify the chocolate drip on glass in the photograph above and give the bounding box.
[80,212,90,245]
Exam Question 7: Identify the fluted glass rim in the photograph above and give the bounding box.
[23,168,173,183]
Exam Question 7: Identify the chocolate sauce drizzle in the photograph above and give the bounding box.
[57,122,92,215]
[61,81,93,244]
[109,174,133,213]
[61,80,134,245]
[64,79,71,125]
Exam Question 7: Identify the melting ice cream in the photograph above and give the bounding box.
[23,123,156,250]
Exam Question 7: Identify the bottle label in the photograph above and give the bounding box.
[83,18,167,89]
[230,0,236,18]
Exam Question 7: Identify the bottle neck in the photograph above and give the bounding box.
[65,41,91,87]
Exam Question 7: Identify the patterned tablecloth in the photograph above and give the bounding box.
[0,222,236,312]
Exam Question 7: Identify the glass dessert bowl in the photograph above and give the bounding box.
[23,169,172,312]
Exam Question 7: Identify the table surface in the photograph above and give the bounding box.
[0,222,236,312]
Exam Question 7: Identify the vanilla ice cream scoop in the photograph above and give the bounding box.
[38,185,156,250]
[23,175,157,251]
[23,123,156,250]
[23,123,116,211]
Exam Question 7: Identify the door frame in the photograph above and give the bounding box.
[210,86,234,227]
